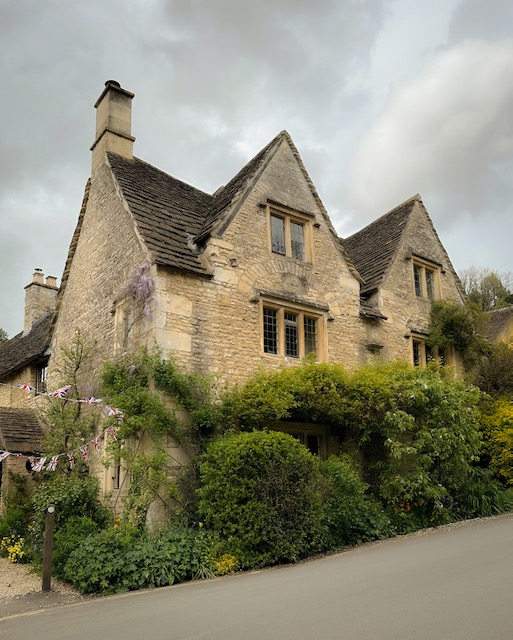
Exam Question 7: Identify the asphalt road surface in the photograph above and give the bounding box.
[2,515,513,639]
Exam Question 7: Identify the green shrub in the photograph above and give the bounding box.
[0,473,32,540]
[30,474,111,548]
[320,456,393,546]
[63,524,216,594]
[197,430,327,569]
[52,516,101,578]
[453,469,508,519]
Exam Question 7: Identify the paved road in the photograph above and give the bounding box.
[2,515,513,639]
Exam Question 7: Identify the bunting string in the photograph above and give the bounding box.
[0,380,124,472]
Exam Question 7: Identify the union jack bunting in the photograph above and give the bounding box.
[79,397,103,404]
[16,384,34,392]
[32,457,47,472]
[48,385,71,398]
[67,451,75,470]
[0,451,11,462]
[106,425,118,441]
[93,436,101,452]
[106,406,124,422]
[47,455,59,471]
[80,444,89,461]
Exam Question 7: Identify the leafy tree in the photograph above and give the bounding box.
[428,300,490,369]
[460,267,513,311]
[221,361,484,512]
[0,327,8,344]
[480,398,513,486]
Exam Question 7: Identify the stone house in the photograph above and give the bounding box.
[486,307,513,345]
[0,270,57,505]
[0,81,467,511]
[343,195,466,371]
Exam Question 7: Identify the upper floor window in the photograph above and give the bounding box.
[268,205,312,262]
[36,365,48,395]
[413,259,439,300]
[262,302,325,359]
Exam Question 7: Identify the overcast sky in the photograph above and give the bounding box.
[1,0,512,337]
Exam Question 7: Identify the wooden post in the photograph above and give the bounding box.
[42,504,55,592]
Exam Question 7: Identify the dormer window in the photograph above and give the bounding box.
[268,204,312,262]
[412,258,440,300]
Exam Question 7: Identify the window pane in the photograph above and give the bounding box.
[425,269,435,300]
[271,215,286,255]
[36,366,48,395]
[290,222,305,261]
[306,434,320,456]
[263,308,278,354]
[304,316,317,355]
[425,344,435,362]
[412,340,422,366]
[284,312,299,357]
[413,265,422,297]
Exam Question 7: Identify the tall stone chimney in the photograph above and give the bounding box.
[90,80,135,172]
[24,269,59,334]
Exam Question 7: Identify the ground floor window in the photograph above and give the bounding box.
[270,423,330,458]
[412,337,446,367]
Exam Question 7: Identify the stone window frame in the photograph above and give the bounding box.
[35,364,48,395]
[261,297,327,361]
[270,422,330,458]
[412,256,441,301]
[266,202,314,263]
[411,334,448,367]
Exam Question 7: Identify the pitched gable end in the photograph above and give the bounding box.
[344,195,418,295]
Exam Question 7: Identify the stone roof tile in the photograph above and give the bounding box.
[0,312,53,380]
[486,306,513,342]
[0,407,43,454]
[343,196,418,295]
[107,153,213,275]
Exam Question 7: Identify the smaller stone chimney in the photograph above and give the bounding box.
[23,269,59,334]
[90,80,135,172]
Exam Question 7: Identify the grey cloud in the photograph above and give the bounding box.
[348,39,513,231]
[448,0,513,42]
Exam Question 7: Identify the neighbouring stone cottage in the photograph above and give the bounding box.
[0,80,468,514]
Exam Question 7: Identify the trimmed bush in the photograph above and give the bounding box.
[197,430,326,569]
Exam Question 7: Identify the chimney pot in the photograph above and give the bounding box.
[24,269,58,333]
[91,81,135,171]
[33,269,44,285]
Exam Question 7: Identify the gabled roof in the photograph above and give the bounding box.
[486,306,513,342]
[107,153,212,275]
[0,312,53,380]
[196,132,284,241]
[0,407,43,454]
[343,196,418,296]
[106,131,362,283]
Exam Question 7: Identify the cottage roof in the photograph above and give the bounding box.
[106,132,287,276]
[486,306,513,342]
[0,312,53,380]
[106,131,362,283]
[343,196,418,296]
[0,407,43,454]
[107,153,213,275]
